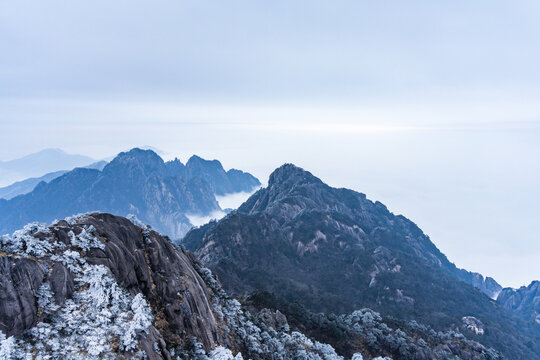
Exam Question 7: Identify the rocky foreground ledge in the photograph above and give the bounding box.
[0,213,358,359]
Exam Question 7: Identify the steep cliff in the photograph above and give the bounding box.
[498,281,540,325]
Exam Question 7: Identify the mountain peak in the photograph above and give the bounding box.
[117,147,162,160]
[184,155,260,195]
[184,164,540,359]
[32,148,65,155]
[268,163,322,187]
[4,148,92,163]
[104,148,165,174]
[238,164,344,219]
[186,155,223,168]
[169,157,183,165]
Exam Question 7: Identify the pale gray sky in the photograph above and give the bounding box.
[1,0,539,287]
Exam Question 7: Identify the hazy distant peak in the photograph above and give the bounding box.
[133,145,166,155]
[185,155,261,195]
[116,147,162,159]
[84,160,108,171]
[1,148,94,164]
[186,154,223,168]
[0,148,96,187]
[5,147,64,160]
[20,147,64,157]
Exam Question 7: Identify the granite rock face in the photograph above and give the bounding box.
[0,213,221,359]
[49,262,75,306]
[183,163,540,360]
[0,257,46,336]
[0,148,260,239]
[64,214,221,349]
[454,271,502,300]
[498,281,540,324]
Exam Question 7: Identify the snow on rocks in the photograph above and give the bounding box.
[0,216,154,359]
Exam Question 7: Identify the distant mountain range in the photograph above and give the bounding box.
[0,148,96,186]
[183,164,540,359]
[0,148,260,239]
[0,161,108,200]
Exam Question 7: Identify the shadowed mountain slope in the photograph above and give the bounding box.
[183,164,540,359]
[0,160,108,200]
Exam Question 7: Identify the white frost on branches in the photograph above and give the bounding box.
[2,217,154,359]
[0,222,57,258]
[127,214,151,230]
[209,346,244,360]
[17,263,154,359]
[68,225,104,251]
[195,265,344,360]
[63,212,96,225]
[122,293,154,351]
[0,331,18,360]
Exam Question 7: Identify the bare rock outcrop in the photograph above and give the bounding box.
[0,257,45,336]
[0,213,221,358]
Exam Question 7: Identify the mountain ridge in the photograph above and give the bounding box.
[237,164,502,297]
[183,163,540,359]
[0,160,108,200]
[0,148,260,239]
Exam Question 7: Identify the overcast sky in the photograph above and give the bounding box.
[1,0,539,288]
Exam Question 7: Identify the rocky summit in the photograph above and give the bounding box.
[0,148,260,239]
[183,164,540,359]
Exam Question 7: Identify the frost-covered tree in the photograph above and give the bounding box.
[0,331,18,360]
[209,346,244,360]
[1,220,154,359]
